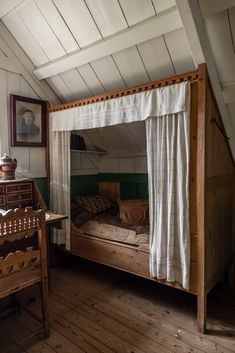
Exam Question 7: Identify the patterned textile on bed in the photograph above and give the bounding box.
[71,196,149,246]
[79,211,149,246]
[76,195,114,214]
[71,200,92,227]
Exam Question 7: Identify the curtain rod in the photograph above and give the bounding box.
[49,69,199,113]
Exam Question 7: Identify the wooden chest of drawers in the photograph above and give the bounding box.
[0,179,34,210]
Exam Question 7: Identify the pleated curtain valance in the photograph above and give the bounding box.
[50,82,190,131]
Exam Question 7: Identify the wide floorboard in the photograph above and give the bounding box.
[0,256,234,353]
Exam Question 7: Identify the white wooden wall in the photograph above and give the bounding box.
[71,153,147,176]
[71,152,99,176]
[71,122,148,176]
[99,156,147,174]
[0,68,46,178]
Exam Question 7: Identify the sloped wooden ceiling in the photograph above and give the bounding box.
[0,0,195,103]
[204,5,235,125]
[0,0,235,156]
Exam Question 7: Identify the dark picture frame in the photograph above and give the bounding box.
[10,94,47,147]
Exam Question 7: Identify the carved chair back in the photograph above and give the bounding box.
[0,207,49,342]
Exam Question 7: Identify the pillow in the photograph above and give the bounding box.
[71,200,92,226]
[76,194,114,215]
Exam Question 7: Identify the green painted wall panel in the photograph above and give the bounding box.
[36,173,148,204]
[98,173,148,184]
[35,178,48,206]
[71,175,98,198]
[98,173,148,200]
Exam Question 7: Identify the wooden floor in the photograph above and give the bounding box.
[0,255,235,353]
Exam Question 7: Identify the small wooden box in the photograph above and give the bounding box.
[119,199,149,225]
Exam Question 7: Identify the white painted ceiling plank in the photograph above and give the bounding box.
[20,75,29,97]
[53,0,101,47]
[112,125,135,153]
[0,47,20,73]
[3,9,49,66]
[85,0,127,37]
[164,27,196,73]
[118,0,155,26]
[84,129,110,152]
[152,0,176,14]
[114,122,146,153]
[91,56,126,91]
[84,122,146,158]
[19,76,30,96]
[175,0,205,66]
[34,0,79,53]
[95,125,128,152]
[34,8,183,79]
[112,46,149,87]
[205,11,235,81]
[0,21,59,104]
[137,36,175,80]
[77,64,105,96]
[28,86,39,99]
[47,75,72,101]
[124,121,146,150]
[0,0,26,18]
[16,0,65,61]
[60,68,91,99]
[7,71,20,95]
[198,0,235,18]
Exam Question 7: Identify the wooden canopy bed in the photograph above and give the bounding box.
[48,64,234,333]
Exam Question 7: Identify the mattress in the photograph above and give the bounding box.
[76,209,149,247]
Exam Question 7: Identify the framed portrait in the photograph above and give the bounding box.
[10,94,47,147]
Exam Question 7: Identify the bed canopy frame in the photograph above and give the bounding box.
[48,64,234,333]
[49,69,198,113]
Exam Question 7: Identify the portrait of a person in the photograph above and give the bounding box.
[11,94,46,147]
[20,110,40,134]
[17,109,41,143]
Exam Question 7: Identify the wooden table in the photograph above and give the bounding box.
[45,212,68,267]
[46,211,67,228]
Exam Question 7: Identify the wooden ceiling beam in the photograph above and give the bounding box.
[34,7,182,80]
[176,0,235,157]
[198,0,235,18]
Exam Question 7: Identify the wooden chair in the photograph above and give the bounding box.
[0,207,49,340]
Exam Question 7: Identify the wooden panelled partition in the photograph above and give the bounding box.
[48,64,234,333]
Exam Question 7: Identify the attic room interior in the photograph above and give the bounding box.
[0,0,235,352]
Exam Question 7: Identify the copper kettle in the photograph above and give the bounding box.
[0,154,17,180]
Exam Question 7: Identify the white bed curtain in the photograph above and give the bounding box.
[49,82,190,288]
[146,110,190,289]
[50,130,71,249]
